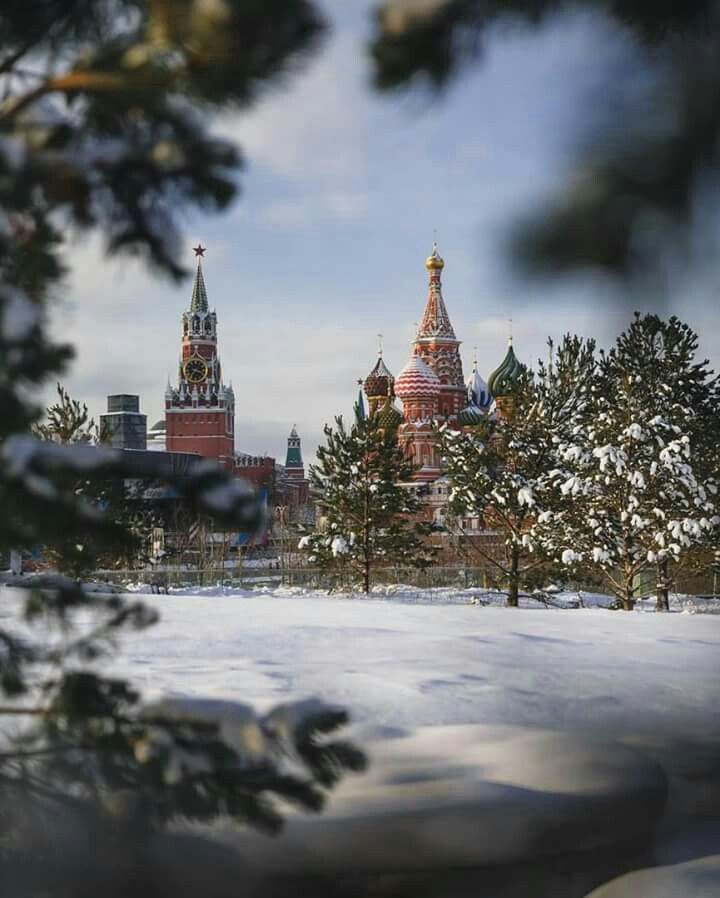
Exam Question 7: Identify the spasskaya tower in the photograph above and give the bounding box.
[164,245,236,468]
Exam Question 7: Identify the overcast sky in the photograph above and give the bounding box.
[50,1,720,463]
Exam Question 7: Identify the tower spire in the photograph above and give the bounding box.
[417,241,456,341]
[190,245,209,313]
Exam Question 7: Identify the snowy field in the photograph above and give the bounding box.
[113,585,720,743]
[107,586,720,894]
[4,583,720,893]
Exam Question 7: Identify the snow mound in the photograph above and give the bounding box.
[586,854,720,898]
[217,724,666,875]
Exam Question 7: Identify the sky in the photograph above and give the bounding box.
[50,1,720,463]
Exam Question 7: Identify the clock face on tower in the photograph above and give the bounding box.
[184,358,208,383]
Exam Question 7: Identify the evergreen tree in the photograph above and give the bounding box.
[32,383,97,444]
[0,3,366,883]
[537,315,720,610]
[300,409,434,593]
[440,336,597,607]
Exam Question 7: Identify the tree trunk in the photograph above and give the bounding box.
[622,584,635,611]
[364,556,370,594]
[656,559,670,612]
[507,547,519,608]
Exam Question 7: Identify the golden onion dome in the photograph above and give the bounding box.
[425,241,444,270]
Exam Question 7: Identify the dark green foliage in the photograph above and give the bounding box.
[439,335,597,606]
[0,0,364,871]
[0,0,326,276]
[370,0,720,281]
[2,678,367,835]
[301,411,435,592]
[32,383,97,444]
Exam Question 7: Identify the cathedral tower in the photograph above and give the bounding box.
[165,246,235,468]
[413,243,466,418]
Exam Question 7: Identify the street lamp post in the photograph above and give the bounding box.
[274,505,287,585]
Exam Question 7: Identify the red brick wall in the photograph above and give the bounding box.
[235,458,275,490]
[166,409,234,467]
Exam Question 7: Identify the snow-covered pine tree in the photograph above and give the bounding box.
[440,335,597,607]
[301,407,434,593]
[538,314,719,611]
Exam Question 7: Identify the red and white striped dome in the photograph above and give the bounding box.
[394,354,441,400]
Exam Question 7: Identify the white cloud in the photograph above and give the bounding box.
[218,31,369,186]
[258,189,369,228]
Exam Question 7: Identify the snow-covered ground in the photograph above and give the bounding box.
[4,584,720,894]
[108,586,720,894]
[112,586,720,744]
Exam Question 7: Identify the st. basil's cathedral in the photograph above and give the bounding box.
[362,242,523,489]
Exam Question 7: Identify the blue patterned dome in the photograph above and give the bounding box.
[467,366,491,409]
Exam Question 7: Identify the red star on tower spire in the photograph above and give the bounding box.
[193,244,206,258]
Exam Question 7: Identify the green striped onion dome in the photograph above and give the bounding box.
[457,403,485,426]
[487,341,524,397]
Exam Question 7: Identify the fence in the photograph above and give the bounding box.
[91,560,720,598]
[94,565,499,591]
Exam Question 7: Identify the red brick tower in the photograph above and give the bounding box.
[165,245,236,469]
[413,243,466,417]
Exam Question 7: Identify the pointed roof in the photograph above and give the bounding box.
[190,260,209,313]
[286,426,303,468]
[355,381,366,421]
[416,243,457,342]
[368,355,393,380]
